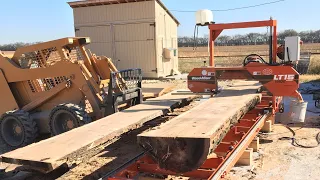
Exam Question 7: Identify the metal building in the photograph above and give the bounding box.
[68,0,180,78]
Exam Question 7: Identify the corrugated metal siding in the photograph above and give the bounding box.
[73,1,155,26]
[154,1,178,77]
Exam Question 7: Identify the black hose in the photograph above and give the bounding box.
[193,25,199,50]
[286,47,291,62]
[279,123,320,148]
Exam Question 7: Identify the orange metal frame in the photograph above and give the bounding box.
[188,19,303,113]
[104,93,273,180]
[102,20,297,180]
[187,62,302,114]
[208,20,277,66]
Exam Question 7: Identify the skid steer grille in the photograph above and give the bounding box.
[110,68,142,91]
[105,68,142,116]
[27,76,68,93]
[68,46,85,62]
[16,44,85,93]
[18,45,84,68]
[19,47,61,68]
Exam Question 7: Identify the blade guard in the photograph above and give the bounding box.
[187,67,217,93]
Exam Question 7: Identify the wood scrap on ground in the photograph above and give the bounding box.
[138,81,261,173]
[142,83,177,99]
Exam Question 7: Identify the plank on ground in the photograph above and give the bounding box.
[0,90,196,173]
[142,83,177,98]
[138,82,261,173]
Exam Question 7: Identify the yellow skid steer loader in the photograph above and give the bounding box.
[0,37,142,149]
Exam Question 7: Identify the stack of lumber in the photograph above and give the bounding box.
[0,90,196,173]
[138,82,261,173]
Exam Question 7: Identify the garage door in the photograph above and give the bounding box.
[75,26,113,57]
[114,23,156,77]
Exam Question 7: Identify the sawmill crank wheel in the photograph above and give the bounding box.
[0,110,38,149]
[315,100,320,109]
[49,103,91,136]
[243,54,267,66]
[279,102,285,113]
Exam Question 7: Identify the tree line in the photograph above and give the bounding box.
[1,29,320,51]
[179,29,320,47]
[0,42,41,51]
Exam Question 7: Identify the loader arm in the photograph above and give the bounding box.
[90,55,128,91]
[0,59,103,118]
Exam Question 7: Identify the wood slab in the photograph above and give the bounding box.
[0,90,196,173]
[138,82,261,173]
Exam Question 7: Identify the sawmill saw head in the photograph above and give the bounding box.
[187,67,218,93]
[187,62,302,101]
[188,18,304,102]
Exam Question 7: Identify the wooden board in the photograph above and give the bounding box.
[138,82,261,173]
[1,51,15,58]
[142,83,177,98]
[0,90,196,173]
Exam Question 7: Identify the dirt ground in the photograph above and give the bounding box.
[227,120,320,180]
[227,93,320,180]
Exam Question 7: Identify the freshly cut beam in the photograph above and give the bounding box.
[0,90,196,173]
[138,82,261,173]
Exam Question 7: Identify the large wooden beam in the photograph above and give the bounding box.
[138,82,261,173]
[0,91,196,173]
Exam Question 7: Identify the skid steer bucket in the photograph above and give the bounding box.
[105,68,142,115]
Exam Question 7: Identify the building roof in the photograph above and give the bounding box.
[68,0,180,25]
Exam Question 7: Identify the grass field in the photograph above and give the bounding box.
[179,43,320,57]
[178,44,320,75]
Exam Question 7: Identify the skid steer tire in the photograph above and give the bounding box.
[0,110,38,149]
[49,103,91,136]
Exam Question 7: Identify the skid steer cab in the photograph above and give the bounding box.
[0,37,142,149]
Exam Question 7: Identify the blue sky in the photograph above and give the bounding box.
[0,0,319,44]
